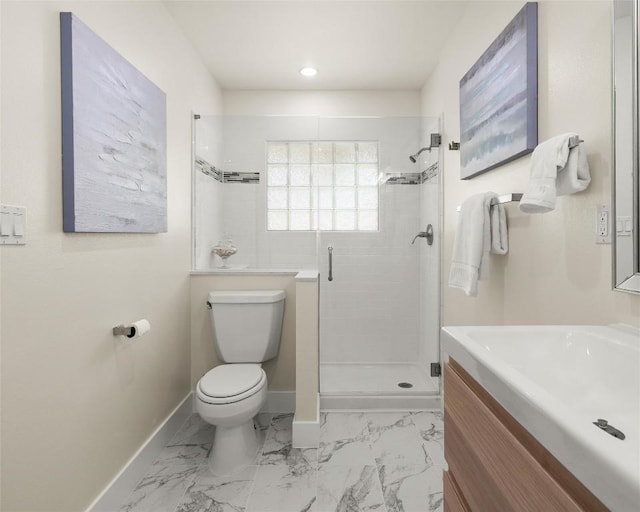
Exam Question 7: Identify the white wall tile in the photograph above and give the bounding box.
[195,114,441,368]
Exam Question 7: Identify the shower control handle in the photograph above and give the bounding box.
[328,246,333,282]
[411,224,434,246]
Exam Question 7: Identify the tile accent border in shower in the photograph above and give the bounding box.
[421,162,439,183]
[195,156,223,181]
[195,155,260,184]
[383,162,439,185]
[223,171,260,183]
[196,156,437,186]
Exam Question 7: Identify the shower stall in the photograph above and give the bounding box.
[193,114,442,408]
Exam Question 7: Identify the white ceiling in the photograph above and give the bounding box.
[164,1,468,90]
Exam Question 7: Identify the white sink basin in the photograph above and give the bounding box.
[442,325,640,512]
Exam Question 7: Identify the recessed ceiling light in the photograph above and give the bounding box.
[299,67,317,77]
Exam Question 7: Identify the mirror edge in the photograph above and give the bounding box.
[613,0,640,294]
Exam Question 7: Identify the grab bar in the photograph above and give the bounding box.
[328,246,333,282]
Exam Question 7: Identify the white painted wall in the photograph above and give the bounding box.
[0,2,222,511]
[421,1,640,327]
[222,90,422,117]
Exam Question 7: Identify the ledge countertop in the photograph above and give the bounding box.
[191,269,318,280]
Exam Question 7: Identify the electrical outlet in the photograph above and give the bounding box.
[596,205,611,244]
[598,212,608,236]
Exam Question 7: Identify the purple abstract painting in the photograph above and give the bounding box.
[459,3,538,179]
[60,12,167,232]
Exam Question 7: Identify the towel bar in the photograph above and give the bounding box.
[455,135,583,212]
[568,135,584,149]
[449,136,581,152]
[456,193,523,212]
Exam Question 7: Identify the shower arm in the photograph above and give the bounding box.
[409,134,442,163]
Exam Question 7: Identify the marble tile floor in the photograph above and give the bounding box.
[119,410,445,512]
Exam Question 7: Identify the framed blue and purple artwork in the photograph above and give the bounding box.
[60,12,167,232]
[459,3,538,179]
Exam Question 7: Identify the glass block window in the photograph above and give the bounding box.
[266,141,379,231]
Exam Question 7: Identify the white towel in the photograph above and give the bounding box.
[449,192,507,297]
[519,133,591,214]
[491,203,509,255]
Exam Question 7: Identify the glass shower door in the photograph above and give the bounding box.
[316,116,442,402]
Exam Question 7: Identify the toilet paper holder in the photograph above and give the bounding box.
[113,319,151,339]
[113,325,136,338]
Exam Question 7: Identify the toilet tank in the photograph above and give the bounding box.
[207,290,285,363]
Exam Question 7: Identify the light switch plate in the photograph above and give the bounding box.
[0,205,26,245]
[0,212,12,236]
[617,216,632,236]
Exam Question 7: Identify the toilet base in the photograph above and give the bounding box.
[208,419,260,476]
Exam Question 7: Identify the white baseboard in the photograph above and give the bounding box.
[261,390,295,413]
[86,393,193,512]
[292,393,320,448]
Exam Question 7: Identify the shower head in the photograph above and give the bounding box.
[409,147,429,163]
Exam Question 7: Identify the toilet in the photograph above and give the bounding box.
[196,290,285,475]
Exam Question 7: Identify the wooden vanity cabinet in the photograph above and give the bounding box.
[443,359,608,512]
[444,468,471,512]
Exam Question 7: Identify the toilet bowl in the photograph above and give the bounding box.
[196,290,285,476]
[196,363,267,475]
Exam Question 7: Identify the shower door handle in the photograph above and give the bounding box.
[328,246,333,282]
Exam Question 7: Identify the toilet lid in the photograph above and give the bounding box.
[199,364,264,398]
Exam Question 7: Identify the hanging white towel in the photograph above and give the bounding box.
[449,192,497,297]
[557,139,590,196]
[491,203,509,255]
[519,133,591,214]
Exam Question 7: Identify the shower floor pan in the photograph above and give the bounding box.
[320,362,440,410]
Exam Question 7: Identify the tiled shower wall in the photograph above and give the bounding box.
[318,184,421,363]
[194,116,224,269]
[315,117,424,364]
[194,115,437,365]
[218,116,320,269]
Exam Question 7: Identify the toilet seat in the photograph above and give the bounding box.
[197,364,266,405]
